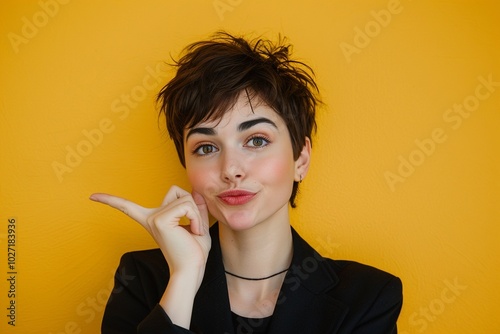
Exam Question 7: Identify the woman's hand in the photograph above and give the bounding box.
[90,186,211,280]
[90,186,212,328]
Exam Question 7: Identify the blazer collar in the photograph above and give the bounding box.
[268,227,349,333]
[191,223,349,333]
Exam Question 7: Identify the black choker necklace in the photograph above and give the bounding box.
[224,267,289,281]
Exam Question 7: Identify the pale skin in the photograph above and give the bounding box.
[90,92,311,329]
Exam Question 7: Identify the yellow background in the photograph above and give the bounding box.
[1,0,499,333]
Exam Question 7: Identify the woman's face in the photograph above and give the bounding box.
[184,93,309,231]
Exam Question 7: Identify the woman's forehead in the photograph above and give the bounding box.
[186,92,281,130]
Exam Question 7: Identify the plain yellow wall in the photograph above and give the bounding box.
[1,0,499,333]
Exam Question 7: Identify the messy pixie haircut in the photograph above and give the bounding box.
[157,31,320,207]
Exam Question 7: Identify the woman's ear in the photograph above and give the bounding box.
[294,137,312,182]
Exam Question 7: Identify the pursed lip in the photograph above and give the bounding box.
[217,189,256,206]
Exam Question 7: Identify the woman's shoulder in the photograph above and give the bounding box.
[306,257,403,332]
[117,248,170,288]
[329,258,400,286]
[292,228,401,309]
[291,228,401,297]
[120,248,165,264]
[322,257,402,311]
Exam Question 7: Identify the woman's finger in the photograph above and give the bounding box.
[191,191,209,236]
[161,186,191,206]
[89,193,151,226]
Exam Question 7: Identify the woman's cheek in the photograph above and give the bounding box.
[187,166,218,199]
[260,155,295,183]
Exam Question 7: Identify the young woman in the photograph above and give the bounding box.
[91,32,402,334]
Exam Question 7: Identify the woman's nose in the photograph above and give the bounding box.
[220,149,245,183]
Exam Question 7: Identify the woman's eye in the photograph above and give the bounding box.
[194,144,218,155]
[246,136,269,148]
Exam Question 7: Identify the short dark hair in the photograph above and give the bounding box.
[157,31,320,207]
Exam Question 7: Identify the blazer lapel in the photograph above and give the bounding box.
[268,228,349,333]
[191,224,235,334]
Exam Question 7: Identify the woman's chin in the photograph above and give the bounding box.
[217,213,258,232]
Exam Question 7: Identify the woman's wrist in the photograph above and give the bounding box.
[159,267,206,329]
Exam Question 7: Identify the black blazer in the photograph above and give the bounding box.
[102,224,402,333]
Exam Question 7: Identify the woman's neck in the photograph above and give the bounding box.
[219,216,293,281]
[219,216,294,318]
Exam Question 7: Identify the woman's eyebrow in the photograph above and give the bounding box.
[238,117,277,131]
[185,127,216,141]
[186,117,278,141]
